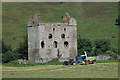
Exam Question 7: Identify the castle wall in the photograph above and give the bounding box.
[28,22,77,63]
[28,27,40,63]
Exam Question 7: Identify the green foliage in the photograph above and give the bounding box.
[2,35,28,63]
[77,36,118,60]
[109,52,118,60]
[94,39,111,56]
[110,47,118,54]
[2,51,19,63]
[116,16,120,25]
[77,35,92,56]
[2,40,19,63]
[17,35,28,60]
[2,40,12,53]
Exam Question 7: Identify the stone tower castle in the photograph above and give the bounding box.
[28,12,77,63]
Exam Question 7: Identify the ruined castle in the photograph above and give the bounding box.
[28,12,77,63]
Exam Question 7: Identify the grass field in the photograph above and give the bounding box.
[2,2,118,49]
[2,62,118,78]
[2,3,119,78]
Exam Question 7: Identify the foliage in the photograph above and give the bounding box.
[77,36,118,60]
[2,35,28,63]
[77,35,92,56]
[2,51,20,63]
[109,52,118,60]
[94,39,111,56]
[115,16,120,25]
[110,47,118,54]
[2,40,12,53]
[2,40,19,63]
[17,35,28,60]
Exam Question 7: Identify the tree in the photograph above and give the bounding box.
[2,40,20,63]
[2,51,19,63]
[94,39,111,56]
[17,35,28,60]
[77,35,92,56]
[2,40,12,53]
[115,16,120,25]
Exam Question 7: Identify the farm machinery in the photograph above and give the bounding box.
[63,51,96,65]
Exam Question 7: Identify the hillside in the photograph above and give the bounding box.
[2,2,118,49]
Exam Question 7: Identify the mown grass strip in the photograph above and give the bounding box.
[2,60,119,67]
[96,60,120,63]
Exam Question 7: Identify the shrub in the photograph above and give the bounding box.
[17,35,28,59]
[116,16,120,25]
[2,41,12,53]
[94,39,111,56]
[109,52,118,60]
[2,51,19,63]
[77,35,92,56]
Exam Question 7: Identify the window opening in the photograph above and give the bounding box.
[64,28,66,31]
[64,41,69,47]
[48,34,53,39]
[41,41,45,48]
[53,28,55,31]
[53,41,58,48]
[61,34,65,38]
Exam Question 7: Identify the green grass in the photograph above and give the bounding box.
[2,2,118,49]
[3,60,119,67]
[96,60,120,63]
[2,62,118,78]
[3,60,63,67]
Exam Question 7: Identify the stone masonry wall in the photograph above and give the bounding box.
[28,21,77,63]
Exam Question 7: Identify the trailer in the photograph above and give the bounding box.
[63,51,96,65]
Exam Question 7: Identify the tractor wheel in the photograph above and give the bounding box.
[92,61,96,64]
[73,63,76,65]
[85,61,89,65]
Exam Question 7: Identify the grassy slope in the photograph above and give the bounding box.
[2,2,118,49]
[2,63,118,78]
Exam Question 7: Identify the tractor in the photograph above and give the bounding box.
[76,51,96,65]
[63,51,96,65]
[63,58,76,65]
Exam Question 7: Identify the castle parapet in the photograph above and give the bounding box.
[28,12,77,27]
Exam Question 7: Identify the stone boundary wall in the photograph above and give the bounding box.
[94,56,110,61]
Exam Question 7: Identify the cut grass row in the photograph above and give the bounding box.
[2,60,120,67]
[2,63,118,78]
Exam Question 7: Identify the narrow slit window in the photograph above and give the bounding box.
[41,41,45,48]
[64,28,66,31]
[53,28,55,31]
